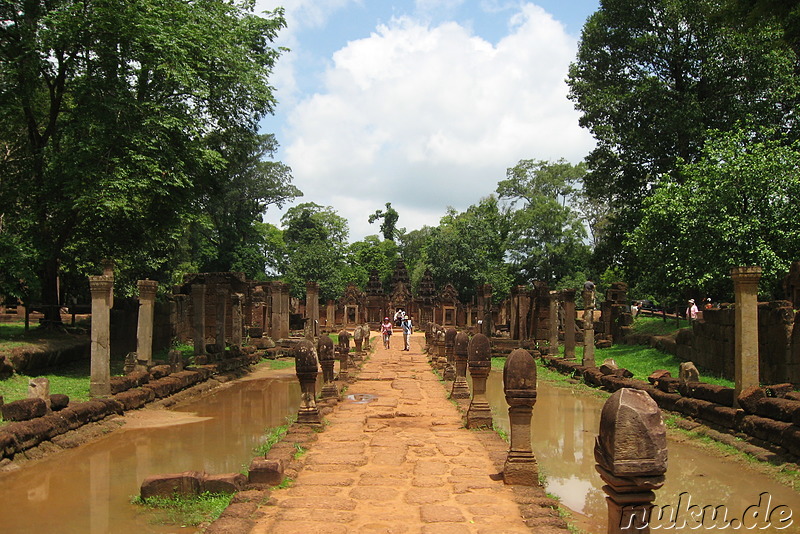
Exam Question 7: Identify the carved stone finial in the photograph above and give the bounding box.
[294,340,321,424]
[466,333,492,428]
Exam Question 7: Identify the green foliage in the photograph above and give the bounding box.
[627,129,800,301]
[0,0,293,315]
[367,202,401,241]
[568,0,800,273]
[425,196,512,302]
[268,358,295,370]
[280,202,349,301]
[131,492,232,527]
[346,236,398,291]
[254,415,296,456]
[498,159,590,287]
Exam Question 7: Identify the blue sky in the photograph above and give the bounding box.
[256,1,600,240]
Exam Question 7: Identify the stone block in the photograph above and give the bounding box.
[648,370,671,384]
[698,404,741,429]
[248,327,263,338]
[0,431,15,458]
[149,365,172,379]
[115,388,154,411]
[655,377,680,394]
[739,415,791,444]
[646,389,681,412]
[248,458,284,486]
[49,394,69,411]
[203,473,247,494]
[674,397,713,419]
[128,369,150,387]
[109,376,135,395]
[582,368,604,387]
[738,386,766,413]
[140,471,204,499]
[750,398,800,423]
[766,383,794,398]
[1,398,47,422]
[780,425,800,457]
[683,383,735,406]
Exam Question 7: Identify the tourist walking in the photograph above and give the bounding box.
[401,316,413,351]
[686,299,699,322]
[381,317,393,349]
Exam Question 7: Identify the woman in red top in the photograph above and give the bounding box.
[381,317,393,349]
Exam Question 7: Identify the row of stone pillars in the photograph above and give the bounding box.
[89,275,159,397]
[190,284,248,360]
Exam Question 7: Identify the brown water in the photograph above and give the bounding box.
[0,369,301,534]
[486,371,800,533]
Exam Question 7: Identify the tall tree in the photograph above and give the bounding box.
[280,202,349,301]
[424,197,512,303]
[345,236,399,291]
[627,128,800,301]
[0,0,287,319]
[368,202,401,241]
[567,0,799,265]
[497,159,591,287]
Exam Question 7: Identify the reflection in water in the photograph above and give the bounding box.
[487,371,800,534]
[0,373,300,534]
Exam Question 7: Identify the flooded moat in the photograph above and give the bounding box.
[0,368,301,534]
[0,365,799,533]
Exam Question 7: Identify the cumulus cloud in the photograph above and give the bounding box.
[265,3,595,240]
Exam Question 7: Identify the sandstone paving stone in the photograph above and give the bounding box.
[454,493,501,505]
[281,486,344,497]
[413,461,449,476]
[276,508,355,523]
[412,476,447,487]
[404,487,451,505]
[419,504,466,523]
[348,486,401,501]
[278,496,357,510]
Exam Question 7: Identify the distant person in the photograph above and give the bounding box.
[584,279,596,292]
[704,298,713,310]
[686,299,699,322]
[631,301,639,318]
[394,309,404,327]
[401,316,413,351]
[381,317,393,349]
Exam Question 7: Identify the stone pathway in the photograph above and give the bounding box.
[250,332,567,534]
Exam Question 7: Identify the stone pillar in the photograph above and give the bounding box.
[732,266,762,404]
[503,348,538,485]
[191,284,206,358]
[326,300,335,329]
[548,291,559,356]
[338,330,352,372]
[136,280,158,365]
[353,325,364,357]
[443,327,457,381]
[562,289,576,361]
[270,282,282,341]
[582,289,596,367]
[362,323,371,350]
[89,276,113,397]
[279,283,290,339]
[294,340,321,424]
[510,286,520,340]
[595,388,667,534]
[318,334,338,399]
[28,377,51,411]
[436,329,447,370]
[466,333,493,428]
[231,293,243,348]
[101,259,114,308]
[518,288,530,341]
[451,332,471,399]
[481,284,493,337]
[215,287,228,354]
[306,281,320,337]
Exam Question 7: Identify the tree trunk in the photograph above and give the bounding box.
[39,257,63,326]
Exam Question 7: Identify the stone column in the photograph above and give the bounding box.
[562,289,576,361]
[191,284,206,358]
[318,334,338,399]
[732,266,762,404]
[595,388,667,534]
[510,286,520,340]
[279,283,290,339]
[89,276,113,397]
[337,330,350,380]
[519,288,530,340]
[306,281,320,337]
[326,300,335,329]
[549,291,560,356]
[362,323,371,349]
[136,280,158,365]
[294,340,321,424]
[215,287,228,355]
[443,327,457,380]
[583,289,596,367]
[436,329,447,370]
[270,282,282,341]
[231,293,243,349]
[481,284,493,337]
[466,333,493,428]
[451,332,471,399]
[503,348,538,485]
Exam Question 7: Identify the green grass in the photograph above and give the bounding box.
[253,415,296,456]
[152,341,194,362]
[269,358,295,370]
[131,492,232,527]
[629,315,686,336]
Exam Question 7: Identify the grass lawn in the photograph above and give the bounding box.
[629,315,688,336]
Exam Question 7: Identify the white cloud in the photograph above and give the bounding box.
[270,2,595,241]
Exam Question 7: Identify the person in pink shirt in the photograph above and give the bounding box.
[686,299,699,322]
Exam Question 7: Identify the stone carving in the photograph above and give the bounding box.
[561,289,577,360]
[28,377,51,412]
[317,334,338,399]
[503,348,538,485]
[136,279,158,364]
[582,287,596,367]
[595,388,667,533]
[731,266,762,406]
[466,333,493,429]
[678,361,700,385]
[361,324,371,350]
[443,328,457,381]
[337,329,351,380]
[353,324,364,355]
[89,275,114,397]
[450,332,471,399]
[294,340,321,424]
